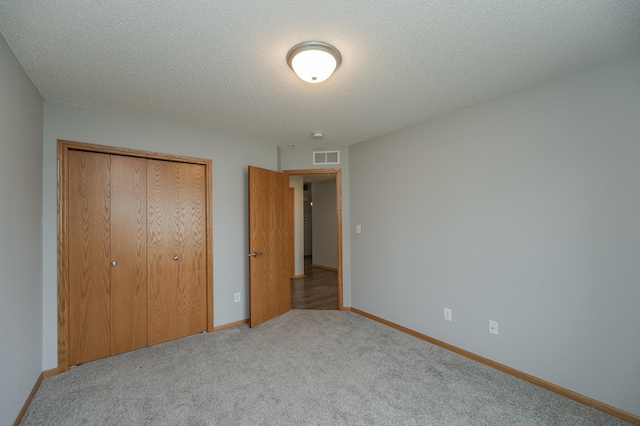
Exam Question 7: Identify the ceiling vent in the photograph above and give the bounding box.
[313,151,340,165]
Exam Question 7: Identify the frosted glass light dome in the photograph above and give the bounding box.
[287,41,342,84]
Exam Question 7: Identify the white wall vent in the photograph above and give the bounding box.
[313,151,340,165]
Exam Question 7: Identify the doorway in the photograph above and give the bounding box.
[285,169,343,310]
[291,257,339,309]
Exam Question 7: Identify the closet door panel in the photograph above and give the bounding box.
[110,155,148,354]
[147,160,207,345]
[68,151,111,365]
[147,160,182,345]
[178,162,207,333]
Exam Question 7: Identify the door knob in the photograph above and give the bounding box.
[251,251,263,257]
[111,261,117,267]
[173,256,179,261]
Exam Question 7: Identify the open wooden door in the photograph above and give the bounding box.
[248,166,292,327]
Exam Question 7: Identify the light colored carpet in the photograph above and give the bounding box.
[22,310,626,425]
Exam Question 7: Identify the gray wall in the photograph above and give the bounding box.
[311,181,338,269]
[42,102,276,369]
[280,147,351,307]
[0,35,43,424]
[349,50,640,416]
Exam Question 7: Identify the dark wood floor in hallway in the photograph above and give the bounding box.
[291,258,338,310]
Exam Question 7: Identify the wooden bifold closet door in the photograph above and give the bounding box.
[68,151,112,364]
[147,159,207,345]
[110,155,148,355]
[67,149,207,366]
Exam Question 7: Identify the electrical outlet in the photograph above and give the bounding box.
[444,307,452,322]
[489,320,499,335]
[234,292,241,303]
[356,224,362,234]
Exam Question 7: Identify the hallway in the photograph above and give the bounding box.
[291,258,338,310]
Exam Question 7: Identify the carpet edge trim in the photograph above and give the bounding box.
[13,369,49,426]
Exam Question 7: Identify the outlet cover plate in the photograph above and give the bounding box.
[489,320,499,335]
[444,308,452,321]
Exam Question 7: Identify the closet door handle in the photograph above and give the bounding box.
[111,261,117,267]
[173,256,179,261]
[251,251,263,257]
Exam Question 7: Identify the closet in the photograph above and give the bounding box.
[59,141,213,370]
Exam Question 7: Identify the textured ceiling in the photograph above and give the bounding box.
[0,1,639,148]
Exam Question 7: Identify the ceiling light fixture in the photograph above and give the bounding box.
[287,41,342,83]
